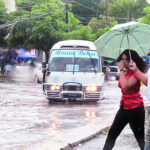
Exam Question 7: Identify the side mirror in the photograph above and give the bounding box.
[102,67,106,73]
[45,64,51,75]
[42,62,47,74]
[42,62,46,68]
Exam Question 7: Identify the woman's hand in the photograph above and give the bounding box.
[129,60,148,86]
[117,60,137,89]
[129,60,137,72]
[117,60,124,70]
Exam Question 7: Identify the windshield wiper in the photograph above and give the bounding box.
[73,51,75,74]
[88,51,96,74]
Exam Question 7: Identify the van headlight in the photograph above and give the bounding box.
[50,85,61,91]
[85,86,98,92]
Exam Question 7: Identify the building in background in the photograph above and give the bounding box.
[147,0,150,4]
[3,0,16,13]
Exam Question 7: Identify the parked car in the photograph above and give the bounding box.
[11,64,33,82]
[102,65,120,80]
[33,63,43,83]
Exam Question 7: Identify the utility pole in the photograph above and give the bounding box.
[65,2,69,32]
[65,2,68,25]
[65,0,74,32]
[105,0,108,26]
[126,11,130,22]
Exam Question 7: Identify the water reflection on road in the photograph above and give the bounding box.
[0,79,119,150]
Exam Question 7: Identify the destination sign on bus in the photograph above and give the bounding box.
[51,50,99,58]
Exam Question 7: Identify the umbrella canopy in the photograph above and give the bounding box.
[95,22,150,59]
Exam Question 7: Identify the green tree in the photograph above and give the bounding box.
[139,6,150,24]
[0,0,8,47]
[96,26,111,40]
[71,0,105,25]
[64,25,96,41]
[109,0,148,23]
[88,15,117,33]
[6,0,87,53]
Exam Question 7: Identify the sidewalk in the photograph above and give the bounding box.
[0,74,12,83]
[72,124,141,150]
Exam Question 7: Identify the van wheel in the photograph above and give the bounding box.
[116,76,119,80]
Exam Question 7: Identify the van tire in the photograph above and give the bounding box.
[116,76,119,80]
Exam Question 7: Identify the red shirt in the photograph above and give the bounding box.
[118,70,143,109]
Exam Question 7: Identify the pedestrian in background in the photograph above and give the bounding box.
[103,49,147,150]
[144,68,150,150]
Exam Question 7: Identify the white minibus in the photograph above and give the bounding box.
[42,40,104,102]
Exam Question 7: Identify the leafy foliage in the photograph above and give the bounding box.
[63,25,96,41]
[71,0,106,25]
[139,6,150,24]
[88,15,117,33]
[1,0,150,51]
[5,0,96,52]
[0,0,8,47]
[109,0,148,23]
[6,0,67,51]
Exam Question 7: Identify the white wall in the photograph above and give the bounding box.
[3,0,16,13]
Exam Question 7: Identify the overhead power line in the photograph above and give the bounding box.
[73,1,104,15]
[0,1,141,30]
[0,9,64,29]
[0,20,18,29]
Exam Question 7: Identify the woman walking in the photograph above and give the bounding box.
[103,49,147,150]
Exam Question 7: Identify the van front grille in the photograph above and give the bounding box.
[63,85,82,91]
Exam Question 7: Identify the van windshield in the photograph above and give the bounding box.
[49,49,100,72]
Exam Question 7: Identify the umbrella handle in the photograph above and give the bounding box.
[129,59,134,68]
[127,34,132,60]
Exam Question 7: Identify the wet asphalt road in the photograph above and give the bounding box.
[0,78,146,150]
[0,79,117,150]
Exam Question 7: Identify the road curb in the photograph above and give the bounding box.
[60,126,110,150]
[0,74,10,78]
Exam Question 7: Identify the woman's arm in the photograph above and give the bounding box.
[117,61,137,89]
[134,68,147,86]
[119,71,137,89]
[129,60,148,86]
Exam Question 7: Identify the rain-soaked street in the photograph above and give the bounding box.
[0,78,146,150]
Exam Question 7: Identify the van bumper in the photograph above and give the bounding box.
[43,84,103,102]
[43,91,101,102]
